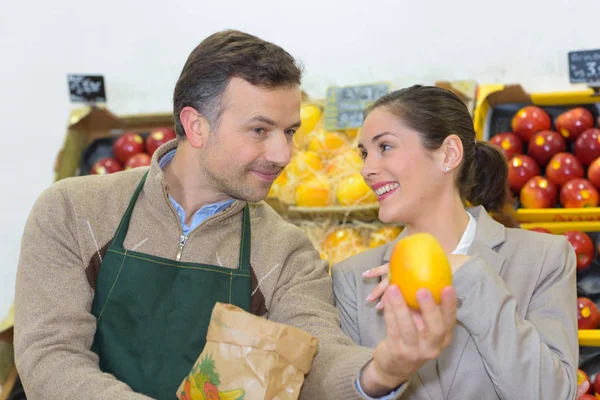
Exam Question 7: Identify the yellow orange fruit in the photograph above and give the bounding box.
[322,227,363,251]
[267,171,288,198]
[308,131,349,157]
[294,104,323,149]
[336,173,377,206]
[295,176,333,207]
[286,151,324,180]
[389,233,452,309]
[369,226,403,248]
[326,149,363,179]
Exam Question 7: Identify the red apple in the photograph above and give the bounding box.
[560,178,600,208]
[575,129,600,167]
[593,372,600,396]
[527,130,566,168]
[564,231,594,271]
[528,227,551,234]
[490,132,523,159]
[555,107,595,142]
[146,127,176,157]
[113,132,145,164]
[578,297,600,329]
[578,395,596,400]
[520,176,558,209]
[578,369,593,394]
[546,153,585,188]
[90,157,122,175]
[124,153,152,170]
[508,154,541,193]
[511,106,551,142]
[587,157,600,191]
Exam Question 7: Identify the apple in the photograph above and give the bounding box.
[555,107,595,141]
[578,297,600,329]
[578,395,596,400]
[593,372,600,396]
[560,178,600,208]
[113,132,145,164]
[575,129,600,167]
[511,106,551,142]
[146,127,176,157]
[124,153,152,170]
[578,369,593,394]
[90,157,122,175]
[563,231,594,271]
[528,227,551,234]
[508,154,541,193]
[587,157,600,191]
[490,132,523,159]
[527,130,566,168]
[546,153,585,188]
[519,176,558,209]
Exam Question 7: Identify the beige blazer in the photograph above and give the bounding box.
[332,206,578,400]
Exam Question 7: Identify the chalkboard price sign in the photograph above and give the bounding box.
[568,49,600,84]
[68,74,107,103]
[324,83,390,130]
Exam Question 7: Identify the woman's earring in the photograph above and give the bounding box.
[444,166,450,173]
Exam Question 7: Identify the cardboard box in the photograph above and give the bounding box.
[54,107,173,181]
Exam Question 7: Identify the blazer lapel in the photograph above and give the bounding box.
[437,207,507,396]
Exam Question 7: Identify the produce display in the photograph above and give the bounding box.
[83,127,176,176]
[490,105,600,210]
[268,103,377,208]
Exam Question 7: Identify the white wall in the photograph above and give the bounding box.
[1,0,598,317]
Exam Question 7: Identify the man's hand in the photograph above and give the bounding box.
[359,284,457,396]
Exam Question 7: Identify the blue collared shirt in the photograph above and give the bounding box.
[159,149,234,235]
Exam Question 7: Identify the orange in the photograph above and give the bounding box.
[267,170,288,198]
[326,149,363,179]
[369,226,403,248]
[294,104,323,149]
[322,227,363,251]
[389,233,452,309]
[286,151,324,180]
[308,131,349,157]
[295,176,333,207]
[335,173,377,206]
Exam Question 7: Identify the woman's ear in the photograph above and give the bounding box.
[440,134,464,173]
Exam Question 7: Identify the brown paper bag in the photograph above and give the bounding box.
[177,302,319,400]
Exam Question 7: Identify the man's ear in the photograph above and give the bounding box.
[179,106,210,148]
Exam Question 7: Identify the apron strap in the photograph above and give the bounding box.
[238,204,251,273]
[112,172,149,247]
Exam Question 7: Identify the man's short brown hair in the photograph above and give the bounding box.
[173,30,303,137]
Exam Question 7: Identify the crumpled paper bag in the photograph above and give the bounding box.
[177,302,319,400]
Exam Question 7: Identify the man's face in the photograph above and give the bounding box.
[200,78,301,202]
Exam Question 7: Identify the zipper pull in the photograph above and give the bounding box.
[176,235,188,261]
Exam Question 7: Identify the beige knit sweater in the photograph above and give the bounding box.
[14,141,393,400]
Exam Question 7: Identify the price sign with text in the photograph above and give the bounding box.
[568,49,600,84]
[68,74,106,103]
[324,83,390,130]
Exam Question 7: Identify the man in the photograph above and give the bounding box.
[14,30,458,400]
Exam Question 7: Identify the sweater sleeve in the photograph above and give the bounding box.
[268,233,405,400]
[14,183,152,400]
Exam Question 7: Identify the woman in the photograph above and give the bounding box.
[332,85,578,399]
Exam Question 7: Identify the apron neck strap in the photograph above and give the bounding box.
[112,171,148,247]
[238,204,251,272]
[112,171,251,273]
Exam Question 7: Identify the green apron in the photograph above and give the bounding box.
[91,172,252,399]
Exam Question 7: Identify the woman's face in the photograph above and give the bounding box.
[359,108,449,224]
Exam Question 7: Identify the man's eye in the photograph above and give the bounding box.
[253,128,266,135]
